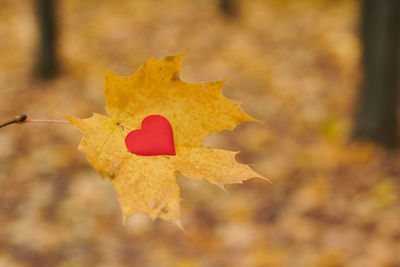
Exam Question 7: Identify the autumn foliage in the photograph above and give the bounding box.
[66,53,263,224]
[1,0,400,266]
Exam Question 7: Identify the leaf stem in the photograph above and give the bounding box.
[0,114,69,129]
[26,119,69,124]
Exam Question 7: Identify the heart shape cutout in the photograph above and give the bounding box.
[125,115,176,156]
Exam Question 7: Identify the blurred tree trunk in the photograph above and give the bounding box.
[355,0,400,148]
[34,0,58,79]
[219,0,238,17]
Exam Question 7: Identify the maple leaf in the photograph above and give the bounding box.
[66,53,264,224]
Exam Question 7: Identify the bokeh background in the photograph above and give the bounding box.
[1,0,400,266]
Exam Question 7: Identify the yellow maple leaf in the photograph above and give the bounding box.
[66,53,264,224]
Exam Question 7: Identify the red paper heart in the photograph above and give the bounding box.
[125,115,176,156]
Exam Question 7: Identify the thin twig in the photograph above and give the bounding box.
[0,119,19,128]
[0,114,27,128]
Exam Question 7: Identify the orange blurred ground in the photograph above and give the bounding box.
[1,0,400,266]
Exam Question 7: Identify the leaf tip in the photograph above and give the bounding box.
[236,103,260,123]
[253,174,272,183]
[122,214,128,226]
[162,51,186,67]
[217,183,227,192]
[174,220,186,234]
[248,167,271,183]
[220,76,228,83]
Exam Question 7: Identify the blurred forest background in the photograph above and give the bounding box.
[1,0,400,266]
